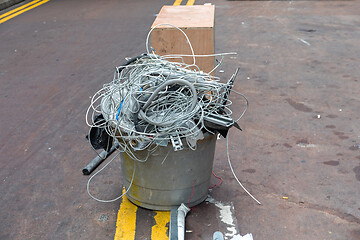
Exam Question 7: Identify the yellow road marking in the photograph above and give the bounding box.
[0,0,50,24]
[0,0,41,19]
[173,0,182,6]
[114,189,137,240]
[151,211,171,239]
[186,0,195,6]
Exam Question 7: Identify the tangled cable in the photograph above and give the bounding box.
[86,54,241,159]
[85,24,261,205]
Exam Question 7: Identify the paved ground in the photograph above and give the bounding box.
[0,0,359,239]
[0,0,24,11]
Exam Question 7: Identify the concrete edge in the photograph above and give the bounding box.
[0,0,25,11]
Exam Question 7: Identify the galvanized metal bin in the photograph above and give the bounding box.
[120,133,216,210]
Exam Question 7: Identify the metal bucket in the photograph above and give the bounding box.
[120,133,216,210]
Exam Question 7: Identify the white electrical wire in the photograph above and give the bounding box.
[86,23,256,204]
[86,150,136,203]
[226,133,261,205]
[229,89,249,122]
[163,52,237,58]
[86,55,242,160]
[146,23,196,65]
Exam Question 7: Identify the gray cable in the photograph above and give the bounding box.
[86,56,248,161]
[86,151,137,203]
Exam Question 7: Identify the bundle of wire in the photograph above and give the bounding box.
[85,24,261,205]
[86,54,240,159]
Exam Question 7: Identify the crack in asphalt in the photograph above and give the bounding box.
[266,193,360,225]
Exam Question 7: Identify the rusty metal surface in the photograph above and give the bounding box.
[0,0,360,239]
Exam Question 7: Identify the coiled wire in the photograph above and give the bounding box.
[86,55,238,158]
[86,24,260,205]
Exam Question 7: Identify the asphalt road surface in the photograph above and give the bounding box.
[1,0,360,239]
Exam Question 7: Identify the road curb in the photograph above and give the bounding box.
[0,0,25,11]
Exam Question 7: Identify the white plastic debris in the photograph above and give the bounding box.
[231,233,254,240]
[178,203,190,240]
[298,38,311,46]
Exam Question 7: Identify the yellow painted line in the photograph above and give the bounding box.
[173,0,182,6]
[151,211,170,239]
[0,0,42,19]
[186,0,195,6]
[114,189,137,240]
[0,0,50,24]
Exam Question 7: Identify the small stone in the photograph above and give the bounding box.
[98,214,110,222]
